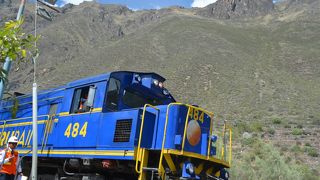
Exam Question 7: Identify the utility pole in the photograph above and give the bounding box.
[32,0,38,178]
[32,1,59,178]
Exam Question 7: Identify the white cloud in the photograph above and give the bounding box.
[128,7,139,11]
[154,5,161,10]
[60,0,93,6]
[191,0,217,8]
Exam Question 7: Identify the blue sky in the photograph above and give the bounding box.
[56,0,219,9]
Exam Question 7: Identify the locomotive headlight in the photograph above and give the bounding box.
[211,135,218,142]
[153,79,159,86]
[186,162,194,175]
[158,82,163,88]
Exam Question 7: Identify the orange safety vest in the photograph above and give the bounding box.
[0,149,18,175]
[79,101,84,110]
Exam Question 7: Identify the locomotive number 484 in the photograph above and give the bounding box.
[64,122,88,138]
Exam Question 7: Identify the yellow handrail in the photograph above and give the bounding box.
[219,123,232,165]
[0,115,51,147]
[135,104,159,174]
[228,127,232,165]
[0,115,50,123]
[0,120,6,147]
[180,107,191,154]
[207,113,214,159]
[41,115,54,152]
[158,103,179,175]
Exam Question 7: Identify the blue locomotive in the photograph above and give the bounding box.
[0,71,231,179]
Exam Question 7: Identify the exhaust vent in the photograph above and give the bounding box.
[113,119,132,142]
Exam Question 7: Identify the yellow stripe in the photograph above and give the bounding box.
[91,108,102,112]
[59,108,102,116]
[59,112,69,116]
[19,149,134,156]
[0,120,46,128]
[164,149,230,168]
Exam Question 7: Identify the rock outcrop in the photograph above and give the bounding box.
[196,0,274,19]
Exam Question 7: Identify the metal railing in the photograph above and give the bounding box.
[135,104,159,175]
[214,120,232,165]
[0,115,54,148]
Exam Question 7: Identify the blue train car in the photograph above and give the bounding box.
[0,71,231,180]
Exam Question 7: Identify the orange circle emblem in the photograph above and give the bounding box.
[186,120,201,146]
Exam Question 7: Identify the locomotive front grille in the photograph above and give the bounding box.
[113,119,132,142]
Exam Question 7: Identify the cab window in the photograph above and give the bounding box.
[122,90,162,108]
[106,78,121,111]
[70,86,94,114]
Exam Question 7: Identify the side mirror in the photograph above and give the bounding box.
[87,86,96,108]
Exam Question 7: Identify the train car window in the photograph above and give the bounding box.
[49,103,58,115]
[106,78,121,111]
[70,86,94,114]
[86,86,96,107]
[122,90,162,108]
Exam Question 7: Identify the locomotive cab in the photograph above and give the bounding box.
[105,72,175,112]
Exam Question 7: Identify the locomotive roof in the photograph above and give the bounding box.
[0,71,165,105]
[67,71,165,87]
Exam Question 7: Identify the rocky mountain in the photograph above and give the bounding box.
[0,0,319,178]
[196,0,274,19]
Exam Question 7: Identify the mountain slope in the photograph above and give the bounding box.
[1,0,319,178]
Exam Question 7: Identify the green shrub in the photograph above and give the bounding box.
[281,146,288,152]
[251,122,263,132]
[292,128,303,135]
[291,145,302,153]
[305,142,311,147]
[268,128,275,135]
[305,147,319,157]
[241,137,257,146]
[230,139,316,180]
[237,122,253,133]
[284,124,291,128]
[272,118,282,124]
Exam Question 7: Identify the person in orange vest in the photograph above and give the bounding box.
[78,94,88,113]
[0,136,22,180]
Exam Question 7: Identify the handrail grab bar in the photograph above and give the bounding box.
[135,104,159,174]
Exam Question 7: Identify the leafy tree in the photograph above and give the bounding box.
[0,18,38,81]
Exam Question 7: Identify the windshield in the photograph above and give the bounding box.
[122,90,163,108]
